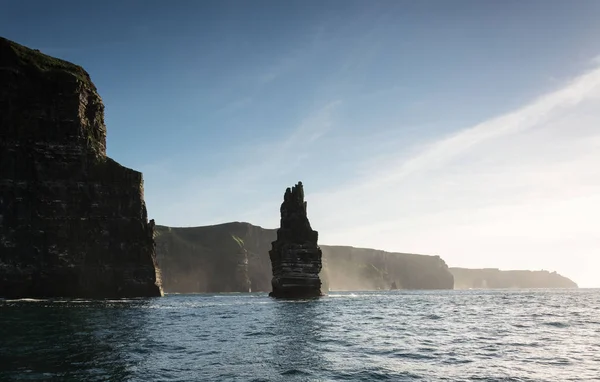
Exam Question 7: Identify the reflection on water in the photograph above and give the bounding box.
[0,299,155,381]
[270,300,329,378]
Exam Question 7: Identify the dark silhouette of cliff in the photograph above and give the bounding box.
[154,222,455,292]
[451,268,577,289]
[0,37,162,298]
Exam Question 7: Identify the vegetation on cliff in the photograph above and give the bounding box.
[1,37,88,81]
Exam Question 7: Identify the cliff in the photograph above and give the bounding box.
[154,222,455,292]
[269,182,322,298]
[0,37,162,298]
[154,223,267,293]
[450,268,578,289]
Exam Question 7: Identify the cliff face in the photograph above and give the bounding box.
[269,182,322,298]
[154,222,455,292]
[154,223,266,293]
[0,37,162,298]
[451,268,578,289]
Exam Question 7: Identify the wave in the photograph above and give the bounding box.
[542,321,570,328]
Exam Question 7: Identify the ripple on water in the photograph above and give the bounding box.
[393,351,436,360]
[280,369,312,376]
[244,331,269,337]
[1,289,599,381]
[542,321,570,328]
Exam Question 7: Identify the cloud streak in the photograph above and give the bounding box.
[361,67,600,188]
[143,100,341,226]
[306,66,600,287]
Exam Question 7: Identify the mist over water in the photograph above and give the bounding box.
[1,289,599,381]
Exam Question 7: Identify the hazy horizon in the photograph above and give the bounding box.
[2,0,599,287]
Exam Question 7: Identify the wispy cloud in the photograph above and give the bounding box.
[358,67,600,188]
[143,100,341,226]
[215,96,253,115]
[304,66,600,287]
[281,101,341,147]
[258,52,302,85]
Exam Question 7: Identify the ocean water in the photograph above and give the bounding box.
[1,289,599,381]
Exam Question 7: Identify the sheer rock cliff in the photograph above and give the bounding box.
[0,37,162,298]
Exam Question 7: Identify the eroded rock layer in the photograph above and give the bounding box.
[269,182,322,298]
[0,37,162,298]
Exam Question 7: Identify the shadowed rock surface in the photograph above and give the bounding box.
[155,223,272,293]
[451,268,578,289]
[0,37,162,298]
[154,222,456,292]
[269,182,323,298]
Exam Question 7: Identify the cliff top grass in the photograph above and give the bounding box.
[0,36,90,82]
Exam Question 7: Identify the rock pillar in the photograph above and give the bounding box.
[269,182,322,298]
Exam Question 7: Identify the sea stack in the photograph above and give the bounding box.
[269,182,323,298]
[0,37,163,298]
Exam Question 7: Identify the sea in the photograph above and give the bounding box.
[1,289,598,381]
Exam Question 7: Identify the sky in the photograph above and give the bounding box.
[2,0,600,287]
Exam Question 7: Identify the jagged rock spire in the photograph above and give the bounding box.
[269,182,323,298]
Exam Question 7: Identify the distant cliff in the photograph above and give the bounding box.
[0,37,162,298]
[450,268,577,289]
[324,246,454,290]
[154,222,454,292]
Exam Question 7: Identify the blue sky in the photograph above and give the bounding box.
[2,1,600,286]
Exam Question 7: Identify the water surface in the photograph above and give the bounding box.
[1,289,599,381]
